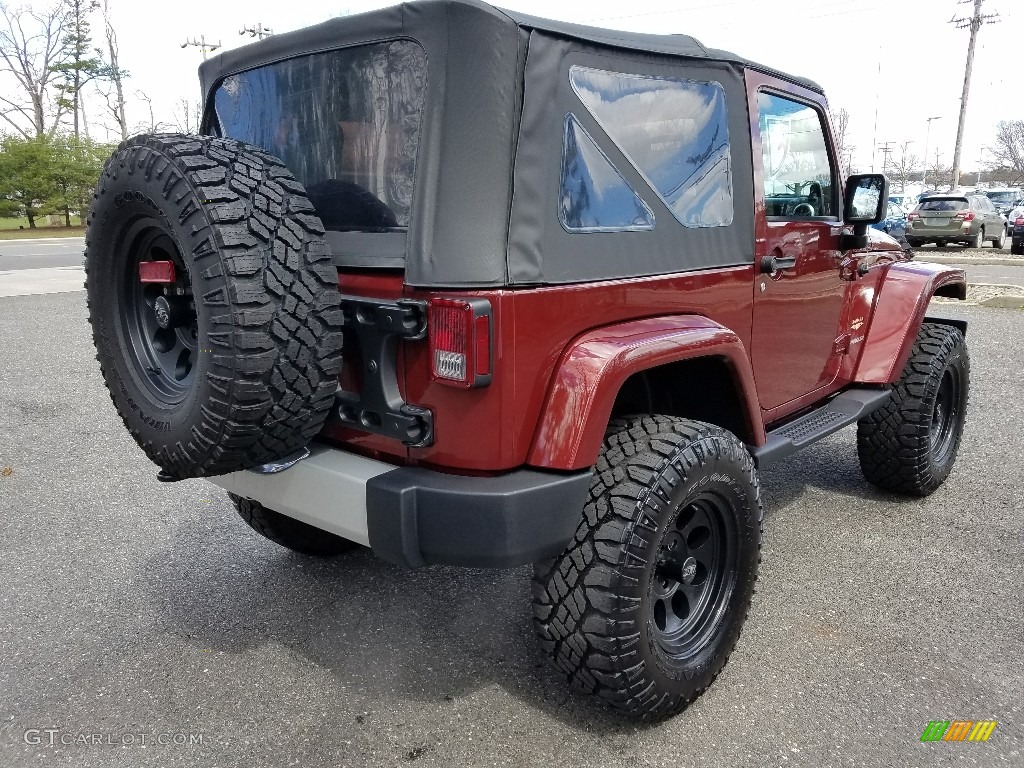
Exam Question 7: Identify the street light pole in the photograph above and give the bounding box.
[921,116,941,190]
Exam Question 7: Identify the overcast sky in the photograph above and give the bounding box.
[71,0,1024,172]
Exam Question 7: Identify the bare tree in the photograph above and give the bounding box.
[887,141,922,193]
[132,89,170,134]
[0,1,70,137]
[96,0,127,140]
[989,120,1024,185]
[830,107,854,177]
[172,97,201,134]
[927,152,949,190]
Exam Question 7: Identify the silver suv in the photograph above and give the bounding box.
[906,194,1007,249]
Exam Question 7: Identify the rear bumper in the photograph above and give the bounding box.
[208,444,593,569]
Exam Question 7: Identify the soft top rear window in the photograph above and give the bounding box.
[919,198,968,211]
[213,40,426,232]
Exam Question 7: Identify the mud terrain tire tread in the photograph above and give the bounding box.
[86,133,343,478]
[532,416,763,721]
[856,323,969,496]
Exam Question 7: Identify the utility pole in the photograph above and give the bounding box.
[878,141,895,175]
[181,35,222,60]
[949,0,1000,189]
[921,116,942,190]
[240,23,274,40]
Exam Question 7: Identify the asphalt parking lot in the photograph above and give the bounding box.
[1,289,1022,767]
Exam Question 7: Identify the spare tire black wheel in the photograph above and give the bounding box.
[86,134,344,479]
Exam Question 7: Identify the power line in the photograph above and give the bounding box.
[949,0,1000,189]
[180,35,222,61]
[240,23,274,40]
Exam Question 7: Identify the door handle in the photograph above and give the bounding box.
[760,255,797,274]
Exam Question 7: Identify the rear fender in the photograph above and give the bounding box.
[854,261,967,384]
[526,316,763,471]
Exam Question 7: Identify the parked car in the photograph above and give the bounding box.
[84,0,970,720]
[1010,207,1024,255]
[906,194,1007,248]
[985,189,1021,217]
[873,200,908,235]
[1005,201,1024,238]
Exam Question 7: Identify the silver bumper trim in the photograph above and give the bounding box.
[207,444,396,546]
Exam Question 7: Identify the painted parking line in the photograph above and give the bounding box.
[0,266,85,297]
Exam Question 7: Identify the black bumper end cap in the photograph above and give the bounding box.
[366,467,593,569]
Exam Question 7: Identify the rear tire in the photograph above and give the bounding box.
[532,416,762,720]
[1011,241,1024,256]
[86,134,344,479]
[968,229,983,249]
[857,323,969,496]
[230,494,358,556]
[906,237,923,248]
[992,227,1006,249]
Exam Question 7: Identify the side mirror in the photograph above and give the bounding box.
[840,173,889,250]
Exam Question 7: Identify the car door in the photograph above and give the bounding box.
[748,77,848,413]
[984,197,1003,236]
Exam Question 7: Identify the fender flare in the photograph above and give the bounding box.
[854,260,967,384]
[526,315,764,471]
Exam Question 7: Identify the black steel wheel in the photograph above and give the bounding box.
[857,322,969,495]
[120,221,198,403]
[533,416,762,720]
[649,494,738,660]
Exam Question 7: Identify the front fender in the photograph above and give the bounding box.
[526,316,764,471]
[854,260,967,384]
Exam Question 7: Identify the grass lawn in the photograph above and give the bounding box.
[0,217,85,240]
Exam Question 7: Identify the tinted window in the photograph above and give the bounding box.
[986,191,1016,204]
[213,40,426,231]
[559,114,655,232]
[920,198,968,211]
[757,92,837,218]
[570,66,733,228]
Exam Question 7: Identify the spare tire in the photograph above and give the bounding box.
[86,134,343,479]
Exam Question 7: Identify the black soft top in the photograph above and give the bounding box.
[199,0,820,109]
[198,0,822,287]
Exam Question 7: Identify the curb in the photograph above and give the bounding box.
[979,295,1024,309]
[0,236,85,244]
[917,255,1024,267]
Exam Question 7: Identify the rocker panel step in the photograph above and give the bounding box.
[752,387,893,467]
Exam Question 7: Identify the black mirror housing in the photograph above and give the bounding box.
[840,173,889,250]
[844,173,889,224]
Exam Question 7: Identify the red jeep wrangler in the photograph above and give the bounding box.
[85,0,969,719]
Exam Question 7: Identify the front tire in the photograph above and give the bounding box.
[857,323,969,496]
[532,417,762,720]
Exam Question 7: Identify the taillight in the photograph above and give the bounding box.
[1016,217,1024,226]
[954,211,975,221]
[907,211,920,221]
[428,298,492,388]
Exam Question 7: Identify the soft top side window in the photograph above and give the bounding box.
[570,66,734,229]
[559,113,655,233]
